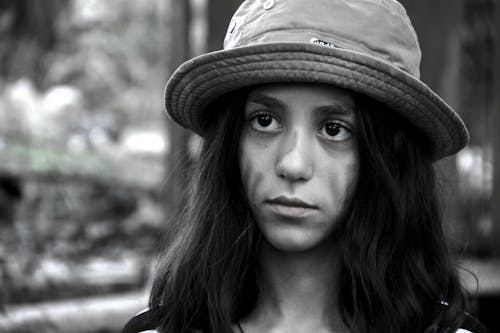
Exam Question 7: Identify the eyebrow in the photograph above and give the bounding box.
[246,93,356,119]
[245,93,287,110]
[315,105,356,119]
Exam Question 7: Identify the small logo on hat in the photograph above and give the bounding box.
[310,38,338,49]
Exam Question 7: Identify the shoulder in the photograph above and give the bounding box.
[121,308,488,333]
[457,312,489,333]
[121,308,159,333]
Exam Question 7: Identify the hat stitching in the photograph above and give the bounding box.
[171,64,456,152]
[182,63,459,141]
[171,75,460,158]
[179,60,451,136]
[237,29,401,70]
[166,37,468,158]
[181,68,446,132]
[174,43,418,86]
[171,57,452,131]
[170,51,454,129]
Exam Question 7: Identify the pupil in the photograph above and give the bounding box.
[326,123,340,136]
[257,115,272,127]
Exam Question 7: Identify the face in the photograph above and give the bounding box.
[239,83,359,252]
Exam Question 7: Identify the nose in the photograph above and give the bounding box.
[275,130,313,181]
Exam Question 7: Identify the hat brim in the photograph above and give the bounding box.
[165,42,468,159]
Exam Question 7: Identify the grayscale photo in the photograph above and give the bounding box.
[0,1,499,332]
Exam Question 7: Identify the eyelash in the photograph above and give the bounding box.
[249,112,282,132]
[248,112,353,141]
[318,120,352,141]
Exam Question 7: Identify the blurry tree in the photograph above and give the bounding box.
[0,0,169,311]
[401,0,499,256]
[207,0,242,51]
[161,0,242,232]
[0,0,68,87]
[397,0,464,250]
[457,0,497,255]
[399,0,461,95]
[47,0,168,131]
[1,0,169,155]
[163,0,192,223]
[491,1,500,253]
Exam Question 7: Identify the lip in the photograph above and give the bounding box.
[266,195,317,208]
[265,195,318,218]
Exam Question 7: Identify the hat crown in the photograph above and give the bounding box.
[224,0,421,77]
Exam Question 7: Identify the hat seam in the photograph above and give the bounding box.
[169,53,458,139]
[172,60,455,136]
[175,44,421,95]
[170,65,458,156]
[239,29,372,55]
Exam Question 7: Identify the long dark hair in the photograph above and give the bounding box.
[149,87,467,333]
[337,95,466,333]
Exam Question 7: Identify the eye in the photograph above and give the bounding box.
[319,121,352,141]
[250,113,281,132]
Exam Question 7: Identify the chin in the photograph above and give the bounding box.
[261,225,336,253]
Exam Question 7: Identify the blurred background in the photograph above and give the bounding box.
[0,0,498,332]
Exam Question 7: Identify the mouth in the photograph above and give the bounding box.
[266,196,317,208]
[265,196,318,218]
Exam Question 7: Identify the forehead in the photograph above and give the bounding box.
[246,83,356,110]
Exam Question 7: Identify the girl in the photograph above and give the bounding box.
[123,0,486,332]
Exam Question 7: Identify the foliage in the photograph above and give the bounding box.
[46,0,169,126]
[0,0,170,311]
[0,0,169,151]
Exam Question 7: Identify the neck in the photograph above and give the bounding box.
[243,239,345,332]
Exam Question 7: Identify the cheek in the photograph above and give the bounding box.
[338,156,359,201]
[239,135,268,204]
[323,153,359,204]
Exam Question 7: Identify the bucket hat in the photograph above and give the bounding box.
[165,0,469,159]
